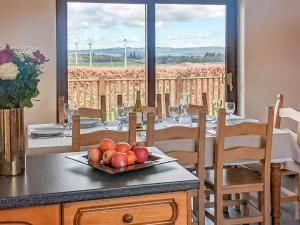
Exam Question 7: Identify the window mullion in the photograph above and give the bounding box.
[146,1,156,106]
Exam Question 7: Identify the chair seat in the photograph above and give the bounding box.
[205,168,263,194]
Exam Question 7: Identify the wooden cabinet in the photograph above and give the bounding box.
[0,204,60,225]
[0,191,190,225]
[63,192,190,225]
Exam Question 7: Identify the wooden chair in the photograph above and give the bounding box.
[72,112,137,152]
[277,105,300,219]
[205,107,274,225]
[246,94,300,220]
[146,107,207,225]
[58,96,106,124]
[164,92,208,117]
[117,95,123,107]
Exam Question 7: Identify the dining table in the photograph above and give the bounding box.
[27,115,300,225]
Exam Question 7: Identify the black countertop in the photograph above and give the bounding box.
[0,150,199,210]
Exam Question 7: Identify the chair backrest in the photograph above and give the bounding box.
[274,94,300,147]
[146,107,206,174]
[117,95,123,107]
[279,107,300,148]
[274,94,284,128]
[58,95,106,123]
[189,92,208,114]
[164,92,208,117]
[72,112,137,151]
[215,107,274,185]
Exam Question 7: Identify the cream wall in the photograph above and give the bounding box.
[0,0,56,125]
[243,0,300,121]
[1,0,299,124]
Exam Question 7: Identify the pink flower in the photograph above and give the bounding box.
[32,50,46,64]
[0,46,14,65]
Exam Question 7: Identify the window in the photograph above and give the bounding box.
[56,0,237,120]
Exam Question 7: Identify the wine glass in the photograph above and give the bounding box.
[64,103,77,131]
[116,106,124,130]
[225,102,235,125]
[180,103,189,116]
[169,105,179,121]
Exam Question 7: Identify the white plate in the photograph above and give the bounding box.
[31,127,65,136]
[80,119,101,128]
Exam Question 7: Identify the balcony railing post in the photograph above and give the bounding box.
[176,76,183,105]
[98,76,105,110]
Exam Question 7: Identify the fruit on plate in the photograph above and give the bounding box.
[130,141,145,151]
[102,149,116,165]
[99,138,116,152]
[115,142,131,153]
[111,152,128,168]
[133,147,149,163]
[126,151,137,165]
[88,146,102,162]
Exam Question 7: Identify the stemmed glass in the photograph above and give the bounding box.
[225,102,236,125]
[169,105,179,121]
[116,106,124,130]
[180,103,189,116]
[64,103,77,133]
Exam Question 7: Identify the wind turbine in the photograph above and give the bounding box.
[123,26,128,68]
[88,42,92,67]
[75,42,78,66]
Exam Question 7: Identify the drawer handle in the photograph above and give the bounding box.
[123,214,134,223]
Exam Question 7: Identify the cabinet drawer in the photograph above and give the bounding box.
[63,192,189,225]
[0,204,60,225]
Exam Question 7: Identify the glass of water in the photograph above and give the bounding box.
[116,106,124,130]
[64,103,77,131]
[169,105,179,121]
[225,102,235,125]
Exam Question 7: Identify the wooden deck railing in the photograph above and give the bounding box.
[68,75,225,118]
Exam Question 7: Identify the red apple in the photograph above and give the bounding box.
[115,142,131,153]
[102,149,116,165]
[88,146,102,162]
[133,147,149,163]
[111,152,128,168]
[99,138,116,152]
[126,151,137,165]
[130,141,145,151]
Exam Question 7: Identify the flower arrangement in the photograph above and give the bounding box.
[0,45,48,108]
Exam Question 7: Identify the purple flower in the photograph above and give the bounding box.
[0,46,14,65]
[32,50,46,64]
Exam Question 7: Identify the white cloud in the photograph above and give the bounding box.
[68,3,225,30]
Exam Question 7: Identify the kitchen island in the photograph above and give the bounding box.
[0,150,199,225]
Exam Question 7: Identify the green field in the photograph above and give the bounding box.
[68,60,144,67]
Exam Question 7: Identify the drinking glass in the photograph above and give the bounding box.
[116,106,124,130]
[64,103,77,131]
[225,102,236,125]
[180,103,189,116]
[169,105,179,121]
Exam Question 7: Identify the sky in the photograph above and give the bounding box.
[67,3,226,50]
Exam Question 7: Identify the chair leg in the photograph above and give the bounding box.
[198,186,205,225]
[223,194,230,216]
[232,193,241,211]
[215,192,224,225]
[295,173,300,220]
[262,188,271,225]
[241,193,250,225]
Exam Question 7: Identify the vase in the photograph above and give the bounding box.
[0,108,25,176]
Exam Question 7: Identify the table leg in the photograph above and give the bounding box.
[271,163,281,225]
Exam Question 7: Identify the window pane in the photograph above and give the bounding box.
[67,3,146,119]
[156,4,226,114]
